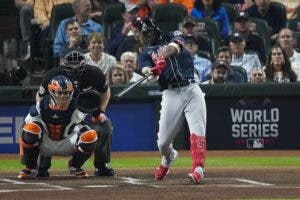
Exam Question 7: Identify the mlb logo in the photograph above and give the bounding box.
[247,139,264,149]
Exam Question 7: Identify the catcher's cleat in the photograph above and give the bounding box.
[94,164,114,176]
[68,159,76,175]
[17,168,38,180]
[187,166,205,184]
[154,164,169,181]
[74,168,89,178]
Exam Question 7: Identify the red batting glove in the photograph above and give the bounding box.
[151,56,166,76]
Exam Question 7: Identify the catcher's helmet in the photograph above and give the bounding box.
[48,75,74,110]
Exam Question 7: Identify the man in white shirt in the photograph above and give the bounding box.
[229,32,261,79]
[278,28,300,81]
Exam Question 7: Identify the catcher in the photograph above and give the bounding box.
[18,75,97,179]
[36,48,114,177]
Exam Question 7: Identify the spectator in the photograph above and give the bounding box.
[15,0,34,60]
[85,32,117,75]
[53,0,102,57]
[277,28,300,81]
[190,0,230,39]
[63,18,88,56]
[264,45,297,83]
[107,65,129,85]
[216,46,247,83]
[229,32,261,79]
[255,0,300,20]
[245,0,287,40]
[120,51,145,83]
[222,11,266,64]
[249,67,266,83]
[105,2,139,59]
[185,36,212,83]
[134,0,157,18]
[224,0,252,11]
[181,16,213,57]
[202,60,229,84]
[34,0,73,31]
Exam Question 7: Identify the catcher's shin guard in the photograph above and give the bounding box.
[19,122,42,169]
[20,138,40,169]
[77,127,98,153]
[190,133,206,172]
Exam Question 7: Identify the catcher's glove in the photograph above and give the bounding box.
[76,90,100,113]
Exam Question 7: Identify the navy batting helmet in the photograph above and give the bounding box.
[139,18,161,45]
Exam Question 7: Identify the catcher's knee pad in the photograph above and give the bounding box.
[22,122,42,146]
[76,126,97,153]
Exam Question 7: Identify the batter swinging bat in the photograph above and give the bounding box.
[114,74,151,99]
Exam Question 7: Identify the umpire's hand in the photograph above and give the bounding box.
[92,113,107,123]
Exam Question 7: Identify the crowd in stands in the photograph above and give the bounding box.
[1,0,300,86]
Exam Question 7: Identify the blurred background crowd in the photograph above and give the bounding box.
[0,0,300,86]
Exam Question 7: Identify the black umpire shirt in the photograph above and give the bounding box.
[38,64,107,99]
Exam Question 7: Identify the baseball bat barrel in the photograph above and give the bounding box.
[114,74,151,99]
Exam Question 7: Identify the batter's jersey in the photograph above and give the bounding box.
[38,65,107,98]
[26,95,87,141]
[138,31,195,88]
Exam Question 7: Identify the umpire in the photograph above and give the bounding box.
[36,48,114,177]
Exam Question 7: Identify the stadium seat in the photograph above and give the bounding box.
[152,3,187,34]
[102,3,125,39]
[249,17,271,55]
[230,65,248,83]
[49,3,74,41]
[195,18,221,56]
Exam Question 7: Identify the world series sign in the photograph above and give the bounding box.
[206,96,300,150]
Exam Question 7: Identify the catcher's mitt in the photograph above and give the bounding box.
[76,90,100,113]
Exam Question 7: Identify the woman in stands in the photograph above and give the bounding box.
[190,0,230,39]
[107,65,129,85]
[264,44,297,83]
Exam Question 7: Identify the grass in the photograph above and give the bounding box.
[1,156,300,171]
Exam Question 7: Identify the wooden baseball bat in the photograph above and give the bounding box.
[114,74,151,99]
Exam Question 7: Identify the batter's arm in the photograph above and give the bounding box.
[162,42,181,58]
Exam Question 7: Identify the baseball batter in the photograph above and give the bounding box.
[138,18,207,184]
[18,75,97,179]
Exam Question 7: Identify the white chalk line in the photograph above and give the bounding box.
[234,178,275,186]
[0,178,72,193]
[84,185,117,188]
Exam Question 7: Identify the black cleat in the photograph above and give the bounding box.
[94,164,114,176]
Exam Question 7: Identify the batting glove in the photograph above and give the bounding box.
[151,56,166,76]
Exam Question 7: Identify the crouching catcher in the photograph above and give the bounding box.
[18,75,98,180]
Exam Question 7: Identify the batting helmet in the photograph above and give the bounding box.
[139,18,162,45]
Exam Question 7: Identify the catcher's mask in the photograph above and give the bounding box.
[62,49,86,76]
[139,18,161,45]
[48,75,74,110]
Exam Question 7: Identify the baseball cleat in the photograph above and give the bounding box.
[17,168,38,180]
[155,164,169,181]
[187,167,205,184]
[94,164,115,176]
[74,168,89,178]
[161,149,178,168]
